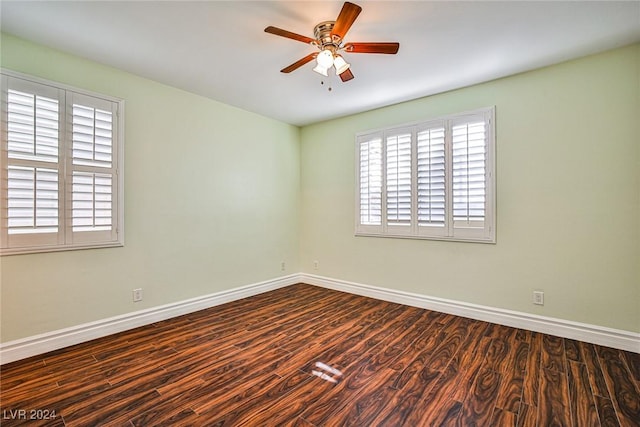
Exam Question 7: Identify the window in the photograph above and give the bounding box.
[356,107,495,243]
[1,70,124,255]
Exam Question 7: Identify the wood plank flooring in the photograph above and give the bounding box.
[1,283,638,426]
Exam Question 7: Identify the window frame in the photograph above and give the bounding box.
[355,106,496,244]
[1,69,125,255]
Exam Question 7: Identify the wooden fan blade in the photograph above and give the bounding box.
[281,53,318,73]
[339,68,354,82]
[344,42,400,54]
[265,26,315,45]
[331,2,362,39]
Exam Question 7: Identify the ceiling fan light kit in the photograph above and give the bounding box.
[264,1,399,83]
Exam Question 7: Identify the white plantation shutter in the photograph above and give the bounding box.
[72,103,113,168]
[358,134,383,228]
[417,123,446,235]
[2,76,64,249]
[7,166,59,234]
[7,88,59,163]
[386,131,412,229]
[355,107,494,243]
[451,113,491,240]
[67,92,118,244]
[1,71,123,254]
[72,172,113,232]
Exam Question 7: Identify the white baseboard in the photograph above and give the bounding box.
[301,273,640,354]
[0,274,300,365]
[3,272,638,364]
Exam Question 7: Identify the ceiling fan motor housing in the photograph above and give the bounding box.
[314,21,341,52]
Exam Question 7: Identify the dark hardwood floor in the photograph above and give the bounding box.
[1,283,638,426]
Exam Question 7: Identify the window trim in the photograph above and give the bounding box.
[1,69,125,255]
[355,106,496,244]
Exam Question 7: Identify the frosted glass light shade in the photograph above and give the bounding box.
[313,64,329,76]
[333,55,350,74]
[316,50,334,68]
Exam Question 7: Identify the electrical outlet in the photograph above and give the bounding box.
[313,260,319,270]
[533,291,544,306]
[281,261,286,271]
[133,288,143,302]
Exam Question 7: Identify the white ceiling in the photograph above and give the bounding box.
[2,1,639,126]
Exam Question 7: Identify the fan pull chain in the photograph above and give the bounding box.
[320,74,333,92]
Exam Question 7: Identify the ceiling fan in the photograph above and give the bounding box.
[264,1,399,82]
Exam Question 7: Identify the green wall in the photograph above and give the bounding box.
[0,34,301,342]
[1,32,638,344]
[300,43,640,333]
